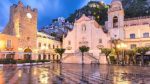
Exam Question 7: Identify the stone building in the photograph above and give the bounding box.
[0,1,61,61]
[3,1,38,51]
[63,15,110,64]
[106,0,150,49]
[62,0,150,64]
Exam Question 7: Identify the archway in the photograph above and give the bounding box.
[24,48,32,60]
[113,16,118,28]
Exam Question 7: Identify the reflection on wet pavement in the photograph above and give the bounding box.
[0,64,150,84]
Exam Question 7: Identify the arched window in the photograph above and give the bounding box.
[53,45,55,49]
[48,44,51,49]
[113,16,118,28]
[68,41,71,45]
[99,39,102,43]
[82,24,86,32]
[38,42,41,48]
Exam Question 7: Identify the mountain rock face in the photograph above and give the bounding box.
[67,0,150,25]
[122,0,150,18]
[41,0,150,39]
[67,1,109,26]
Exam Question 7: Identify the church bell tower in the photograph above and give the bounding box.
[107,0,124,40]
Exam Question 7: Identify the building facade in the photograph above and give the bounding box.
[63,15,110,64]
[0,1,61,61]
[0,0,150,64]
[106,0,150,49]
[63,0,150,64]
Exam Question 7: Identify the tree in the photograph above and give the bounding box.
[101,48,112,64]
[125,49,136,65]
[111,39,121,64]
[135,47,150,65]
[55,48,66,63]
[122,0,149,18]
[79,46,90,65]
[67,1,109,26]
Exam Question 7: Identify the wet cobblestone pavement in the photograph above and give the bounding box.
[0,64,150,84]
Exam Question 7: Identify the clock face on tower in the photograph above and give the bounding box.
[26,13,32,19]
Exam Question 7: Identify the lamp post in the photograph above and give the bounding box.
[117,43,127,65]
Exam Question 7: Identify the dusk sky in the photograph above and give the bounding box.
[0,0,111,31]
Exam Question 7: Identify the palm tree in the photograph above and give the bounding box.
[101,48,112,64]
[135,47,150,65]
[125,49,136,65]
[55,48,66,63]
[79,46,90,65]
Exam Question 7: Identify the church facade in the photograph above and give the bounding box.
[63,15,111,64]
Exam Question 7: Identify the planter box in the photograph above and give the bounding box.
[24,63,31,66]
[0,64,3,67]
[17,64,24,67]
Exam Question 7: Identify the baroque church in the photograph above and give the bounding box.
[62,0,150,64]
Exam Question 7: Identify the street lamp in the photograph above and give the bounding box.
[117,43,127,65]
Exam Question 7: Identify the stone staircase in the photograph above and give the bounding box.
[62,52,99,64]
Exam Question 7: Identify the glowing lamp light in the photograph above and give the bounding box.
[41,46,48,50]
[0,40,5,49]
[26,13,32,19]
[18,70,22,77]
[117,43,127,49]
[18,48,23,51]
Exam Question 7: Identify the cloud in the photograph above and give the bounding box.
[0,0,11,31]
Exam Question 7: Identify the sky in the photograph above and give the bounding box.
[0,0,111,31]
